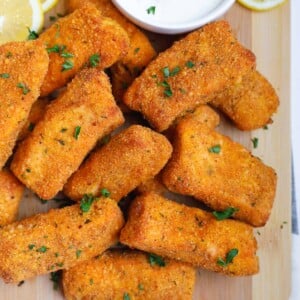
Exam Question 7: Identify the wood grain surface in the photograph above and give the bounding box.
[0,1,291,299]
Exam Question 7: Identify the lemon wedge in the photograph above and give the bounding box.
[0,0,44,44]
[238,0,286,11]
[40,0,59,13]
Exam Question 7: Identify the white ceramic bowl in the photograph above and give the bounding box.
[112,0,235,34]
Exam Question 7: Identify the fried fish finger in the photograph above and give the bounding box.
[120,193,259,276]
[0,40,49,168]
[11,69,124,200]
[63,250,195,300]
[63,125,172,201]
[124,20,256,131]
[0,198,124,283]
[162,118,277,227]
[39,3,130,96]
[0,169,24,226]
[210,70,279,130]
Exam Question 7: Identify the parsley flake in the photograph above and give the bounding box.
[27,28,39,40]
[134,47,140,54]
[47,45,62,54]
[101,188,110,198]
[208,144,221,154]
[217,248,238,267]
[212,207,238,220]
[17,82,30,95]
[80,194,98,213]
[123,292,131,300]
[148,253,166,267]
[146,6,156,14]
[186,61,195,68]
[74,126,81,140]
[61,60,73,71]
[50,271,62,290]
[0,73,10,78]
[251,137,259,149]
[89,54,100,68]
[28,122,35,132]
[76,249,82,258]
[138,283,144,290]
[28,244,35,250]
[37,246,48,253]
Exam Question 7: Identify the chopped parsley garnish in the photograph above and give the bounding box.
[27,28,39,40]
[162,67,170,78]
[73,126,81,140]
[159,80,173,98]
[161,66,180,78]
[28,122,35,132]
[134,47,140,54]
[251,137,259,149]
[47,44,62,54]
[37,246,48,253]
[90,278,94,285]
[76,249,82,258]
[0,73,10,78]
[61,52,74,58]
[138,283,144,290]
[89,53,100,68]
[186,61,195,68]
[263,125,268,130]
[208,144,221,154]
[61,60,73,71]
[6,52,12,58]
[212,207,238,220]
[28,244,35,250]
[217,248,238,267]
[123,293,131,300]
[146,6,156,15]
[170,66,180,76]
[148,253,166,267]
[101,188,110,198]
[17,82,30,95]
[80,194,98,212]
[50,271,62,290]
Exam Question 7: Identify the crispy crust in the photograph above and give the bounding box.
[63,250,195,300]
[124,21,256,131]
[0,198,124,283]
[39,3,130,96]
[0,40,49,168]
[11,69,124,200]
[64,125,172,201]
[162,119,277,227]
[120,193,259,276]
[0,169,24,226]
[211,70,279,130]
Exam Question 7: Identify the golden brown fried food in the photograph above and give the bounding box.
[0,40,49,168]
[211,70,279,130]
[11,69,124,200]
[66,0,156,102]
[63,250,195,300]
[0,198,124,283]
[64,125,172,201]
[18,98,50,141]
[0,169,24,226]
[39,3,130,96]
[120,193,259,276]
[162,118,277,227]
[124,21,256,132]
[136,175,168,196]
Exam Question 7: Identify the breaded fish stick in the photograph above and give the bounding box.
[66,0,156,105]
[121,193,259,276]
[162,119,277,227]
[64,125,172,201]
[124,21,256,132]
[0,198,124,283]
[211,70,279,130]
[63,250,195,300]
[0,40,49,168]
[0,169,24,226]
[39,3,130,96]
[11,69,124,200]
[136,175,168,197]
[18,98,50,141]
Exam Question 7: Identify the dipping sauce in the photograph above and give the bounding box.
[112,0,233,34]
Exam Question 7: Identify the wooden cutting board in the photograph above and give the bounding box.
[0,1,291,299]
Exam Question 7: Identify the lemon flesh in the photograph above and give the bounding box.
[0,0,44,44]
[40,0,59,13]
[238,0,286,11]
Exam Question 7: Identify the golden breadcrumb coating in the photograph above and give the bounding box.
[0,198,124,283]
[0,169,24,226]
[136,174,168,197]
[121,193,259,276]
[66,0,156,107]
[18,98,50,141]
[64,125,172,201]
[211,70,279,130]
[11,69,124,200]
[0,40,49,168]
[39,3,130,96]
[63,250,195,300]
[162,118,277,227]
[124,20,256,131]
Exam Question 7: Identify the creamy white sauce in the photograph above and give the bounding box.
[116,0,223,25]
